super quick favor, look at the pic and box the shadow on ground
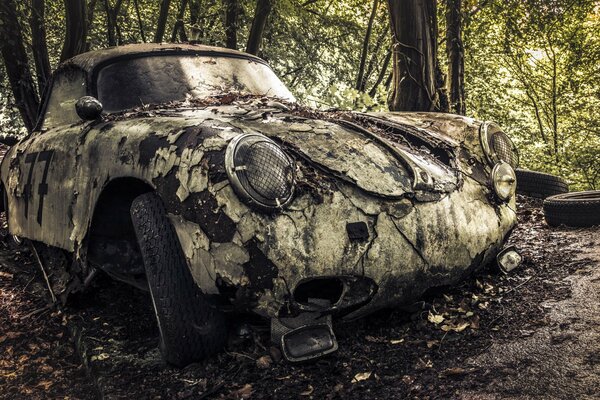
[0,196,598,399]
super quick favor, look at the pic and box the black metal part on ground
[271,300,338,363]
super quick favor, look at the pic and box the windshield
[96,54,295,112]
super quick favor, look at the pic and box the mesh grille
[241,141,293,201]
[491,132,518,168]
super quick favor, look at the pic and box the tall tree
[0,0,40,132]
[133,0,147,42]
[171,0,189,42]
[387,0,439,111]
[30,0,52,94]
[446,0,465,114]
[224,0,239,49]
[355,0,379,91]
[61,0,88,62]
[154,0,172,42]
[104,0,125,46]
[246,0,273,55]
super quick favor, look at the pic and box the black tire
[515,169,569,199]
[130,192,226,366]
[543,190,600,227]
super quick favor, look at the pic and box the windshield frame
[89,50,287,107]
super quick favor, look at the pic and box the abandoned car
[0,44,520,365]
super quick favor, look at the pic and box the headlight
[480,122,519,168]
[225,133,295,211]
[491,162,516,201]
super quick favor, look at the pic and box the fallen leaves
[300,385,314,396]
[0,271,13,279]
[427,312,445,325]
[441,322,470,333]
[351,372,372,383]
[227,384,253,399]
[255,355,272,369]
[90,353,109,361]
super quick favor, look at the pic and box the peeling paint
[0,94,517,321]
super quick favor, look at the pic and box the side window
[42,69,87,129]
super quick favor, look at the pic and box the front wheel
[130,192,226,366]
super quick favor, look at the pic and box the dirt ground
[0,196,598,400]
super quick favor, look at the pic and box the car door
[3,67,88,252]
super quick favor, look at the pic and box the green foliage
[0,0,598,189]
[464,0,600,190]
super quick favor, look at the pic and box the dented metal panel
[0,47,518,327]
[0,98,517,319]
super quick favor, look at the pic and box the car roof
[56,43,267,74]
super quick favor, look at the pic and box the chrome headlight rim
[490,161,517,202]
[479,122,519,169]
[225,133,296,211]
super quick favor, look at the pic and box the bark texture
[104,0,125,46]
[387,0,438,111]
[30,0,52,94]
[0,0,40,132]
[246,0,273,55]
[446,0,465,114]
[171,0,189,42]
[133,0,147,42]
[154,0,172,42]
[224,0,239,49]
[356,0,379,91]
[61,0,88,62]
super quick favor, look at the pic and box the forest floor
[0,196,599,400]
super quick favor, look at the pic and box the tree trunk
[61,0,88,62]
[387,0,438,111]
[369,47,392,97]
[446,0,465,114]
[0,0,40,132]
[104,0,125,46]
[364,20,389,90]
[30,0,51,95]
[154,0,172,42]
[224,0,239,49]
[189,0,201,40]
[246,0,273,55]
[171,0,189,42]
[133,0,147,42]
[356,0,379,91]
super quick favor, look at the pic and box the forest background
[1,0,598,190]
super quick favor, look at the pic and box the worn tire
[543,191,600,227]
[516,169,568,199]
[130,192,226,366]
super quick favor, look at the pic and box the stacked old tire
[543,191,600,227]
[515,169,569,199]
[516,169,600,228]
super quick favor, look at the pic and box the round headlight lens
[480,122,519,168]
[491,162,516,201]
[225,134,295,210]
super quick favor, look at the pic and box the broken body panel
[0,44,517,345]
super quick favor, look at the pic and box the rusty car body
[0,44,519,364]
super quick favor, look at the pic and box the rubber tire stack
[130,192,227,367]
[516,169,569,199]
[543,191,600,227]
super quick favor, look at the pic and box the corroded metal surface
[0,96,517,319]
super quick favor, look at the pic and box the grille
[491,132,519,168]
[242,142,293,201]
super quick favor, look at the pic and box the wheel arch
[85,177,155,277]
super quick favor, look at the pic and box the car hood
[222,111,460,199]
[103,103,463,199]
